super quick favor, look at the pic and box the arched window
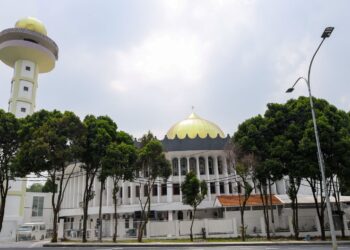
[172,158,179,176]
[180,158,187,175]
[208,157,214,175]
[218,157,223,175]
[189,157,196,174]
[199,157,205,175]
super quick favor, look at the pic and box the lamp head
[321,27,334,38]
[286,87,294,93]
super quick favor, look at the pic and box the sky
[0,0,349,139]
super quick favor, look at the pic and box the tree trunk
[82,174,89,243]
[259,185,270,240]
[240,206,245,241]
[309,179,326,240]
[98,180,104,242]
[52,209,58,242]
[113,196,118,242]
[0,178,9,233]
[268,179,275,236]
[0,195,7,233]
[190,207,197,242]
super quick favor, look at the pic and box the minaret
[0,17,58,117]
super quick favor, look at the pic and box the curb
[43,240,350,247]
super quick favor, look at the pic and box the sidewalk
[44,240,350,247]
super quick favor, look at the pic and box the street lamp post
[286,27,337,250]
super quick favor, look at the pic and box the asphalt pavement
[1,246,350,250]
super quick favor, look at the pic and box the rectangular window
[144,184,149,197]
[23,86,29,91]
[173,184,180,195]
[199,158,205,175]
[229,182,233,194]
[125,218,129,229]
[218,159,223,175]
[135,186,140,198]
[161,184,167,196]
[32,196,44,217]
[210,182,216,194]
[25,66,31,71]
[152,185,158,196]
[21,107,26,113]
[172,160,179,176]
[119,187,123,198]
[128,186,131,198]
[219,182,225,194]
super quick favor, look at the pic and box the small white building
[23,192,53,231]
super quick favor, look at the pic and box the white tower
[0,17,58,117]
[0,17,58,241]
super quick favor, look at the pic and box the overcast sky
[0,0,349,139]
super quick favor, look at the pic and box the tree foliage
[234,96,350,240]
[14,110,85,242]
[100,136,138,242]
[181,171,207,241]
[136,132,171,242]
[0,110,20,233]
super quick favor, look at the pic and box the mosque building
[58,112,337,239]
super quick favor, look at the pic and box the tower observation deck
[0,17,58,117]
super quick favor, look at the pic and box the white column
[106,177,110,206]
[69,175,72,208]
[122,182,127,205]
[178,158,182,202]
[223,156,229,194]
[157,181,161,203]
[167,176,173,203]
[186,157,190,174]
[93,176,97,207]
[205,156,211,201]
[130,182,134,204]
[196,156,200,179]
[214,155,220,195]
[77,172,80,208]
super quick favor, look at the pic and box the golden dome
[166,112,225,139]
[15,17,47,35]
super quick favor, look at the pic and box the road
[1,241,350,250]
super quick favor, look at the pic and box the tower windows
[23,86,29,91]
[25,66,31,71]
[20,107,26,113]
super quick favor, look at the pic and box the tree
[0,110,20,233]
[80,115,118,242]
[14,110,85,242]
[136,132,171,242]
[234,96,350,240]
[226,142,254,241]
[101,141,138,242]
[181,171,207,241]
[42,179,57,193]
[27,183,44,192]
[233,115,284,239]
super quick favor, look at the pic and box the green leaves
[181,171,207,208]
